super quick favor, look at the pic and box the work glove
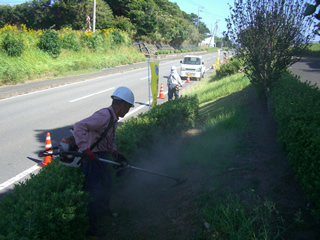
[112,151,129,168]
[83,149,96,161]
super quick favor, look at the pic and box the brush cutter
[97,157,188,186]
[38,150,188,186]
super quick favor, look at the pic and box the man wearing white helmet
[73,86,134,237]
[167,66,183,100]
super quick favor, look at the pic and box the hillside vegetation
[0,0,234,46]
[0,24,146,85]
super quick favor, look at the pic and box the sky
[169,0,233,37]
[171,0,320,42]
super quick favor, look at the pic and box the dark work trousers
[168,85,179,100]
[82,151,112,234]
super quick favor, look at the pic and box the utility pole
[208,23,214,47]
[215,22,218,41]
[197,6,203,29]
[93,0,96,32]
[208,21,218,47]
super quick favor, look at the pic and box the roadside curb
[0,61,148,99]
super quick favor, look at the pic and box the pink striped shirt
[73,106,118,153]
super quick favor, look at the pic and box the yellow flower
[84,31,93,38]
[21,24,27,32]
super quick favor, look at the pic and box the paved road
[0,52,211,99]
[289,56,320,86]
[0,51,220,198]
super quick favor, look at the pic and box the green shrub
[62,32,80,51]
[112,30,124,46]
[82,32,104,50]
[117,96,199,157]
[38,29,61,57]
[154,50,170,55]
[2,67,22,84]
[0,159,89,239]
[271,72,320,219]
[216,56,243,78]
[2,33,24,57]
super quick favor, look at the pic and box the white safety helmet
[111,86,135,107]
[171,66,177,72]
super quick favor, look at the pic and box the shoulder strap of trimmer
[168,74,176,84]
[89,108,114,151]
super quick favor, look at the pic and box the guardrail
[132,41,199,54]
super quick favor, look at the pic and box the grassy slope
[98,70,320,240]
[96,72,318,240]
[304,43,320,56]
[0,46,146,85]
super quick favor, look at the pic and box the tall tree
[226,0,315,106]
[50,0,95,29]
[0,5,17,27]
[14,0,52,29]
[154,0,184,18]
[304,1,320,36]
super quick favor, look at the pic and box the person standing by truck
[167,66,183,100]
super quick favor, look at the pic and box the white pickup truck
[180,55,205,81]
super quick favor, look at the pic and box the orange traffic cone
[38,132,53,167]
[186,72,190,83]
[158,83,165,99]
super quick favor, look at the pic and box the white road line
[140,77,148,80]
[69,88,115,103]
[0,72,121,102]
[0,165,39,191]
[0,60,184,191]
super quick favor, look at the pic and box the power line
[178,0,227,20]
[201,10,226,20]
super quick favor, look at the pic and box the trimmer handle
[60,151,85,158]
[38,150,85,158]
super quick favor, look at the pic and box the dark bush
[112,30,124,46]
[117,96,199,157]
[0,159,89,239]
[2,33,24,57]
[38,29,61,57]
[271,72,320,219]
[216,55,244,78]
